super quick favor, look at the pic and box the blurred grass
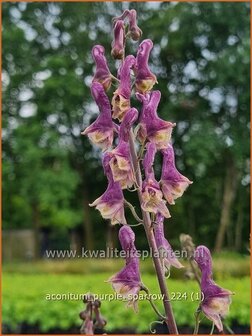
[3,253,250,279]
[2,272,250,333]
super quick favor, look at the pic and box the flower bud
[111,20,125,60]
[135,39,157,93]
[128,9,142,41]
[92,45,112,91]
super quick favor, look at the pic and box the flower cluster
[79,293,106,335]
[82,10,191,225]
[82,7,192,311]
[82,8,232,333]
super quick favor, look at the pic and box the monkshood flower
[89,154,126,225]
[142,174,171,217]
[92,45,112,91]
[154,213,183,275]
[135,39,157,94]
[108,108,138,189]
[81,82,115,151]
[128,9,142,41]
[107,225,143,311]
[112,55,135,121]
[111,20,125,60]
[194,245,233,332]
[118,223,136,251]
[142,143,170,218]
[160,144,192,205]
[112,9,142,41]
[136,90,175,149]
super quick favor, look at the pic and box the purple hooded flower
[141,143,170,218]
[112,55,135,121]
[160,144,192,205]
[81,82,115,151]
[194,245,233,332]
[111,20,125,60]
[118,224,136,251]
[89,154,126,225]
[80,294,106,333]
[136,91,176,149]
[107,225,143,311]
[128,9,142,41]
[92,45,112,91]
[135,39,157,94]
[108,108,138,189]
[154,213,183,275]
[112,9,142,41]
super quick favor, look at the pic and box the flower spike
[135,39,157,94]
[81,82,115,151]
[92,45,112,91]
[194,245,233,332]
[136,90,176,149]
[160,144,192,205]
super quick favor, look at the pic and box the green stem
[124,199,143,223]
[193,309,201,335]
[142,286,166,320]
[210,322,215,334]
[137,141,146,160]
[224,323,234,334]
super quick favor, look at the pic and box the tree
[2,2,250,254]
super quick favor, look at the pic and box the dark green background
[2,1,250,254]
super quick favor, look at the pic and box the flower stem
[193,310,201,335]
[210,322,215,334]
[124,199,143,223]
[189,258,201,285]
[142,286,166,320]
[129,129,178,334]
[224,323,234,334]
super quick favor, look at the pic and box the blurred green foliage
[2,272,250,333]
[2,3,250,334]
[2,2,250,251]
[3,254,250,279]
